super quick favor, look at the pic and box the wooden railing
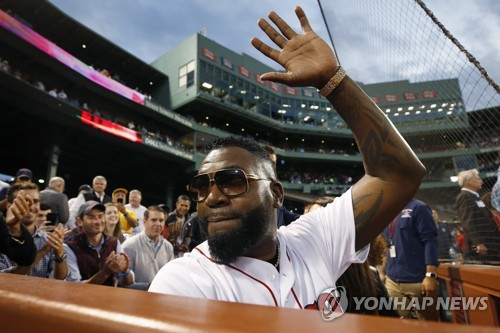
[438,263,500,326]
[1,274,499,332]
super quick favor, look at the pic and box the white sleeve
[121,240,135,271]
[282,188,369,282]
[67,194,85,229]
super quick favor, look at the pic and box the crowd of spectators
[0,55,192,154]
[2,53,499,192]
[0,171,190,290]
[3,54,498,166]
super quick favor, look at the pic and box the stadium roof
[0,0,167,91]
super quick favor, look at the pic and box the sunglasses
[187,168,273,202]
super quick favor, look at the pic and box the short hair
[129,189,142,197]
[93,175,107,184]
[144,205,166,221]
[177,194,191,203]
[7,182,39,204]
[208,136,276,177]
[48,176,64,187]
[263,145,276,155]
[457,169,479,187]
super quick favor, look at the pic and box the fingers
[251,37,281,62]
[268,11,297,40]
[257,18,288,49]
[295,6,313,32]
[12,191,31,219]
[119,251,130,260]
[40,226,56,233]
[106,251,116,261]
[46,227,65,250]
[46,233,63,250]
[260,71,292,85]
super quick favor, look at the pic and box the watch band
[318,66,347,97]
[425,272,438,279]
[54,252,67,263]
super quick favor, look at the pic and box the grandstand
[0,0,498,221]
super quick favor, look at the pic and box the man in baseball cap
[77,201,105,220]
[64,200,133,286]
[15,168,33,181]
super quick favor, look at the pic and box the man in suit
[83,176,112,204]
[456,169,500,262]
[40,176,69,225]
[67,176,112,229]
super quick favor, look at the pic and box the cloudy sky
[49,0,499,88]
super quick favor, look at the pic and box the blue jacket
[277,206,301,228]
[384,198,438,283]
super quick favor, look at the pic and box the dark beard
[202,205,269,264]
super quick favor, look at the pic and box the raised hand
[5,190,34,227]
[45,224,66,257]
[251,6,338,89]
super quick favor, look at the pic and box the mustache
[202,210,239,222]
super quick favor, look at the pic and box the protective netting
[318,0,500,263]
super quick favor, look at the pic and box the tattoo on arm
[353,190,383,230]
[362,112,401,171]
[338,90,403,173]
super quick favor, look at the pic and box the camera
[117,198,124,204]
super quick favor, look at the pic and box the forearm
[53,245,68,280]
[53,260,68,280]
[10,265,31,275]
[125,215,138,228]
[84,268,113,285]
[326,76,425,183]
[11,247,50,275]
[326,76,425,248]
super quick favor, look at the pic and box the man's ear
[76,217,83,227]
[271,181,284,208]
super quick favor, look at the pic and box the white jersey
[149,188,368,308]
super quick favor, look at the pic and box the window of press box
[179,60,195,88]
